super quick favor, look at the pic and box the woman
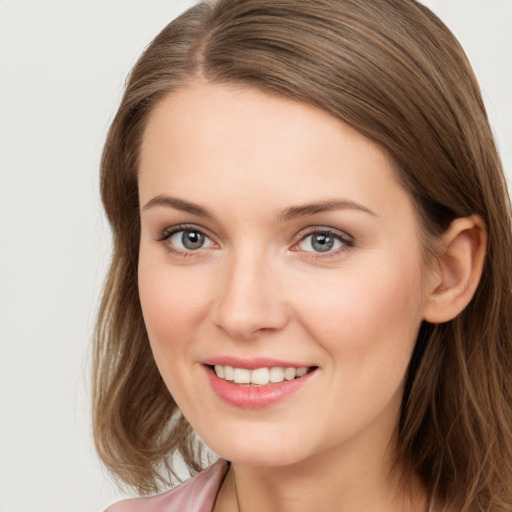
[93,0,512,510]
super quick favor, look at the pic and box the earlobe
[422,215,487,324]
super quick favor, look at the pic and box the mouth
[207,364,318,386]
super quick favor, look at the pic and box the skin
[137,81,438,511]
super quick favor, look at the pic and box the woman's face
[138,81,433,468]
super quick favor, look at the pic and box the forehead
[138,80,412,223]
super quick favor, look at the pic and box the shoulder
[105,459,229,512]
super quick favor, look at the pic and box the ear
[422,215,487,323]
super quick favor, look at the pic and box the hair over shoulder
[93,1,512,509]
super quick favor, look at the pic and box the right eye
[159,226,215,254]
[297,231,345,253]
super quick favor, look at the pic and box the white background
[0,1,510,511]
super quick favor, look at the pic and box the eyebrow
[142,195,212,217]
[277,199,377,221]
[142,195,377,220]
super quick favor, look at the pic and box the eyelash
[156,224,354,258]
[293,227,354,258]
[156,224,215,257]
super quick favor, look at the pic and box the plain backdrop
[0,1,510,511]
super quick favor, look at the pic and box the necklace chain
[233,468,241,512]
[231,466,432,512]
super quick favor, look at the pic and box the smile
[212,365,310,385]
[204,362,318,409]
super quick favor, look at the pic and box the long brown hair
[93,0,512,509]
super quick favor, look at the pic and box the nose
[212,250,290,340]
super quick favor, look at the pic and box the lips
[202,358,318,408]
[212,364,310,385]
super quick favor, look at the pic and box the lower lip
[204,366,316,409]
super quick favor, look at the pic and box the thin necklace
[232,468,241,512]
[232,466,433,512]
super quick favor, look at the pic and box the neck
[236,455,424,512]
[213,391,428,512]
[215,434,428,512]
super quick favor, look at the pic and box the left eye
[168,229,214,251]
[297,232,346,253]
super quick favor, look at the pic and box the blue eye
[167,229,214,251]
[297,231,350,253]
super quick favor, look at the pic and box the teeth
[233,368,251,384]
[296,367,308,377]
[224,365,234,381]
[251,367,270,385]
[269,367,284,383]
[284,367,296,380]
[213,365,310,385]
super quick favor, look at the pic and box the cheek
[137,258,211,360]
[137,258,218,415]
[293,259,425,367]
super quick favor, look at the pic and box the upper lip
[202,356,315,370]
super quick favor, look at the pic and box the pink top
[105,459,229,512]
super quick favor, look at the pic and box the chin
[201,428,314,468]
